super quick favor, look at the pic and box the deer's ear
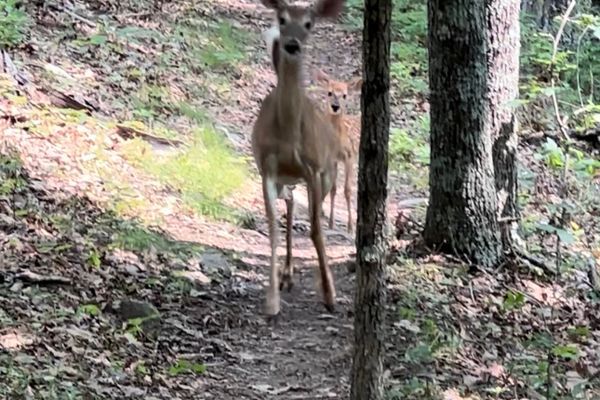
[348,76,362,92]
[261,0,286,10]
[312,0,344,19]
[313,69,331,84]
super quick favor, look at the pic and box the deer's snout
[283,38,301,55]
[331,103,340,113]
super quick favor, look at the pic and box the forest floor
[1,0,599,399]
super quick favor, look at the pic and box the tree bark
[487,0,521,249]
[350,0,391,399]
[424,0,503,268]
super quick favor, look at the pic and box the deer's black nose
[284,40,301,55]
[331,104,340,112]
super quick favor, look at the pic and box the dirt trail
[1,1,367,398]
[173,3,363,397]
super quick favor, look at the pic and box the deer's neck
[275,58,305,129]
[329,112,345,133]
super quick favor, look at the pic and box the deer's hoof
[279,274,294,292]
[323,302,336,313]
[265,312,281,325]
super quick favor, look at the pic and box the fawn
[313,69,361,233]
[252,0,345,317]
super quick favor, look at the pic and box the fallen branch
[14,271,71,286]
[1,50,29,87]
[115,124,186,147]
[48,3,97,28]
[513,247,557,276]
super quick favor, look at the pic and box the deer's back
[252,92,340,179]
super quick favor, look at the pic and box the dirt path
[1,1,369,398]
[167,4,363,396]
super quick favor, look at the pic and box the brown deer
[313,69,361,234]
[252,0,345,317]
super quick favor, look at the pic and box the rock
[111,300,161,338]
[199,249,232,278]
[172,270,211,285]
[112,299,159,321]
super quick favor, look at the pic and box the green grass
[120,121,248,221]
[388,116,430,189]
[0,0,29,48]
[172,20,248,70]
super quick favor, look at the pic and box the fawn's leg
[281,188,295,291]
[344,159,354,233]
[328,165,338,229]
[308,172,336,312]
[262,174,280,317]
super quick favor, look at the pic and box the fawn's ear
[348,76,362,92]
[313,69,331,84]
[312,0,344,19]
[260,0,287,10]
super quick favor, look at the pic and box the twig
[575,25,591,107]
[48,3,97,28]
[550,0,576,142]
[14,271,71,286]
[115,124,186,147]
[513,247,557,276]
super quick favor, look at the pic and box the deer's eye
[328,91,332,97]
[343,94,347,99]
[304,21,312,30]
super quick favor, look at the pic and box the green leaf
[89,34,108,46]
[556,228,576,245]
[168,359,206,376]
[552,344,579,360]
[78,304,101,317]
[503,290,526,311]
[535,223,557,234]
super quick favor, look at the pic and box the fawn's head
[313,69,362,115]
[260,0,344,62]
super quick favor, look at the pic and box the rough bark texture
[487,0,521,249]
[424,0,503,268]
[349,0,391,399]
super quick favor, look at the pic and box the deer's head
[313,69,362,115]
[260,0,344,62]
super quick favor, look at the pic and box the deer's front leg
[262,175,281,317]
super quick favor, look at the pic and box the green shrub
[0,0,29,48]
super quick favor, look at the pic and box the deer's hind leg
[280,185,295,291]
[343,158,354,233]
[328,163,338,230]
[308,171,336,312]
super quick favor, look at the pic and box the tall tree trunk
[487,1,521,249]
[424,0,503,268]
[350,0,391,399]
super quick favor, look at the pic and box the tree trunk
[424,0,503,268]
[350,0,391,399]
[487,1,521,249]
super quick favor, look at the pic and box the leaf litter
[1,0,599,398]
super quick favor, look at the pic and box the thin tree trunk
[487,0,521,249]
[424,0,503,268]
[350,0,391,399]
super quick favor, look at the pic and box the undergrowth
[0,0,28,48]
[120,122,247,222]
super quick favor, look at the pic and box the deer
[313,69,361,234]
[252,0,345,318]
[263,26,361,234]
